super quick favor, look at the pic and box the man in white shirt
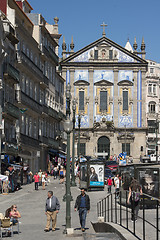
[114,174,120,198]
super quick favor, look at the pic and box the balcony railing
[4,102,20,119]
[20,134,40,148]
[41,44,59,65]
[48,107,59,120]
[48,138,59,148]
[17,50,43,80]
[3,63,20,83]
[21,92,42,114]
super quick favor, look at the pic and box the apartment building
[0,0,65,173]
[146,60,160,156]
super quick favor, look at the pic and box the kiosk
[79,158,105,191]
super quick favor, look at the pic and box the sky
[29,0,160,62]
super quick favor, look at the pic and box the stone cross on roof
[101,22,108,37]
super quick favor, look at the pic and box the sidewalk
[0,177,108,240]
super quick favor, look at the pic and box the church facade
[60,33,148,161]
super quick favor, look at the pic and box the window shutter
[79,91,84,111]
[94,50,98,60]
[100,91,107,111]
[123,91,128,111]
[109,50,113,60]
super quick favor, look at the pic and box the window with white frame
[21,115,25,134]
[26,78,29,95]
[21,74,25,92]
[25,116,29,135]
[148,83,157,95]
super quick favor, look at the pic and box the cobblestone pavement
[0,177,108,240]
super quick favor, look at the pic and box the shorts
[60,175,64,179]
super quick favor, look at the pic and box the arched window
[97,136,110,157]
[148,101,156,113]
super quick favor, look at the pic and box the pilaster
[113,67,119,127]
[89,67,94,128]
[133,68,138,127]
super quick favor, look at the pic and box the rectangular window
[100,91,107,111]
[123,90,128,111]
[94,50,98,60]
[148,84,152,94]
[122,143,130,156]
[150,68,154,73]
[153,84,156,95]
[79,91,84,111]
[109,50,113,60]
[79,143,86,156]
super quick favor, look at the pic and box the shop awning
[49,149,58,154]
[10,164,22,170]
[0,175,8,181]
[59,154,66,159]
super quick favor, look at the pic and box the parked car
[105,161,118,173]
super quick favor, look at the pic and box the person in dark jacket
[74,188,90,232]
[44,191,60,232]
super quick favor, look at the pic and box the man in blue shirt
[74,188,90,232]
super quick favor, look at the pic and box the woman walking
[127,178,142,221]
[42,172,46,190]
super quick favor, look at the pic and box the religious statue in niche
[93,117,114,130]
[102,49,106,59]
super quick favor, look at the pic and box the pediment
[117,80,133,86]
[60,36,147,65]
[74,80,90,86]
[94,79,113,86]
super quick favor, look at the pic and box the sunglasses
[14,206,17,208]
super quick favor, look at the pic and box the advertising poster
[89,164,104,186]
[138,169,159,198]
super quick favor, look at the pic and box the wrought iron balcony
[20,134,40,148]
[17,50,43,80]
[20,92,42,114]
[4,102,20,119]
[48,138,59,148]
[40,44,59,65]
[3,63,20,83]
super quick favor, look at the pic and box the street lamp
[71,98,76,187]
[63,83,73,233]
[77,114,81,161]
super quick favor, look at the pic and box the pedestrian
[59,166,65,184]
[74,188,90,232]
[114,174,120,198]
[9,205,21,225]
[44,191,60,232]
[42,172,46,190]
[38,169,42,186]
[33,172,40,190]
[127,178,142,221]
[107,176,112,193]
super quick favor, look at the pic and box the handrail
[97,190,159,240]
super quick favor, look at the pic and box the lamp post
[71,98,76,186]
[63,83,73,233]
[77,114,81,162]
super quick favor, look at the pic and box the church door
[97,136,110,159]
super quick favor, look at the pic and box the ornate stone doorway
[97,136,110,159]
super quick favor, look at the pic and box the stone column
[113,67,119,127]
[133,68,138,127]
